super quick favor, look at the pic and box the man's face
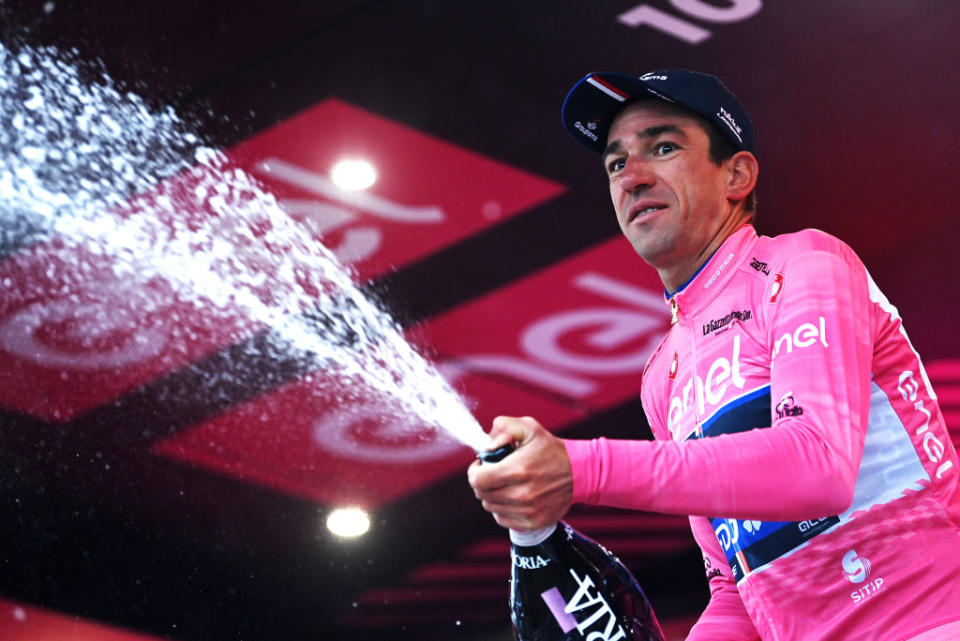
[603,100,733,270]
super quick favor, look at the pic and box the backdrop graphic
[1,2,958,640]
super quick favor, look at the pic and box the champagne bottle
[509,522,666,641]
[478,445,665,641]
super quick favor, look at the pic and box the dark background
[1,2,959,640]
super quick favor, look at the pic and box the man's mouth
[629,204,667,223]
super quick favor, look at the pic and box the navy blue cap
[561,69,756,155]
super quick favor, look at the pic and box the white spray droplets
[0,41,491,454]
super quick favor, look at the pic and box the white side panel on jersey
[841,380,929,520]
[744,381,930,582]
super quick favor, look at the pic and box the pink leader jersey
[564,225,960,640]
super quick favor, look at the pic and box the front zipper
[671,297,704,439]
[683,305,705,438]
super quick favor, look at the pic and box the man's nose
[619,158,655,193]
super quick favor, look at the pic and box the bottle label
[540,587,578,633]
[535,568,628,641]
[513,553,552,569]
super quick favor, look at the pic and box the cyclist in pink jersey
[468,70,960,640]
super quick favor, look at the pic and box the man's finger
[468,455,520,494]
[489,415,541,446]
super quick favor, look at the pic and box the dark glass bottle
[477,445,664,641]
[508,522,666,641]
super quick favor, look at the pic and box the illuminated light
[326,507,371,538]
[330,159,377,191]
[481,200,503,220]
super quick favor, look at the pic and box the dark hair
[697,114,758,214]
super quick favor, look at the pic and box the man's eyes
[654,141,679,155]
[606,142,681,173]
[607,158,626,174]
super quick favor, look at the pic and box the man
[468,70,960,640]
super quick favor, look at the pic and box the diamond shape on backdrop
[0,98,564,422]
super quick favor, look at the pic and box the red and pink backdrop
[1,2,958,640]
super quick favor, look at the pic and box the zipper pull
[670,298,679,325]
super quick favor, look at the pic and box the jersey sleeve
[564,247,873,520]
[684,516,761,641]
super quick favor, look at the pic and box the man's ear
[727,151,758,202]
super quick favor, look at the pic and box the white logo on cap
[574,121,598,142]
[640,73,668,81]
[645,88,675,103]
[717,106,744,143]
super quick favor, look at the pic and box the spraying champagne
[479,445,666,641]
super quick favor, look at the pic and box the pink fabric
[563,226,960,640]
[905,620,960,640]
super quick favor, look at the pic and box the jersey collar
[665,224,757,322]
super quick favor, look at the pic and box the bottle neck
[509,523,558,547]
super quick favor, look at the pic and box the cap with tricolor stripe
[561,69,756,156]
